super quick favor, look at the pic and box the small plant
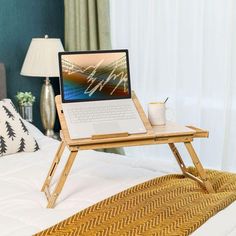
[16,92,35,106]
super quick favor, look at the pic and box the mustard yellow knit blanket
[35,168,236,236]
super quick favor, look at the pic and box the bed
[1,64,236,236]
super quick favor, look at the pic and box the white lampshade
[21,36,64,77]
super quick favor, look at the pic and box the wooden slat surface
[56,92,208,148]
[56,91,155,147]
[153,121,196,137]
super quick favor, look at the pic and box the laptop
[58,49,146,139]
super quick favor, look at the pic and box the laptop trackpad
[93,122,121,135]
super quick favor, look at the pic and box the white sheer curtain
[110,0,236,171]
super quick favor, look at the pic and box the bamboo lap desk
[41,93,215,208]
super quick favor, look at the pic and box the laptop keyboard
[69,103,137,123]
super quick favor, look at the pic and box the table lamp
[21,35,64,137]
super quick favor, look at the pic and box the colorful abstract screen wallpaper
[60,51,131,102]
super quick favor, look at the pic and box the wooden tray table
[41,92,214,208]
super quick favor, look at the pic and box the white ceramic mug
[148,102,166,126]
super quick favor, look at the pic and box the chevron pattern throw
[35,168,236,236]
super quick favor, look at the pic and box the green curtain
[64,0,125,155]
[64,0,111,51]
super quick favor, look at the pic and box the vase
[19,104,33,123]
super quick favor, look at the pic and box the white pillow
[23,119,45,140]
[0,99,39,157]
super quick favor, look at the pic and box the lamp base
[40,77,56,137]
[45,129,55,138]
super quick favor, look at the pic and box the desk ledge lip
[186,125,209,138]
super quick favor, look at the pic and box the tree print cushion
[0,99,39,157]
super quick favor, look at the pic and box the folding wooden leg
[41,141,66,192]
[47,150,78,208]
[168,143,188,174]
[184,142,214,193]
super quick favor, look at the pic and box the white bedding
[0,123,236,236]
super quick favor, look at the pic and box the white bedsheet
[0,131,236,235]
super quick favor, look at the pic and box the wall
[0,0,64,132]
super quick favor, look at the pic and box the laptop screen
[59,50,131,103]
